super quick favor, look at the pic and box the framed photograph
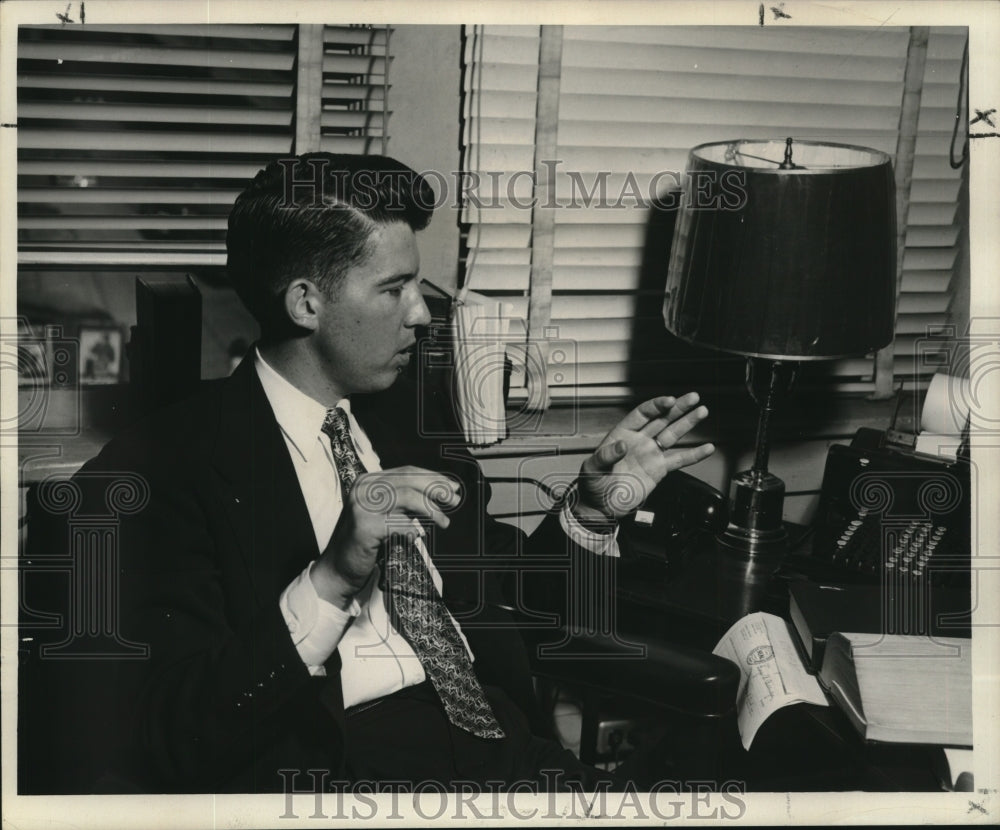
[78,324,123,385]
[15,318,48,388]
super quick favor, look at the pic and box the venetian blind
[894,27,967,382]
[17,23,390,269]
[460,26,540,400]
[460,25,968,403]
[319,25,389,153]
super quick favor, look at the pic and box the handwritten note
[712,611,828,750]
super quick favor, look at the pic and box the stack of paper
[451,300,512,446]
[915,372,970,460]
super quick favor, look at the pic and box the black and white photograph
[13,319,47,387]
[2,1,998,827]
[78,325,123,384]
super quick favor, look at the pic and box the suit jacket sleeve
[114,457,321,789]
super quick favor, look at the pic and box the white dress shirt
[259,350,619,709]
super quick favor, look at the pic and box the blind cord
[457,24,485,308]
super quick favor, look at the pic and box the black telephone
[793,427,971,592]
[619,469,728,579]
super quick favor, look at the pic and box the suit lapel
[210,358,320,602]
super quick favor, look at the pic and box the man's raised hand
[572,393,715,525]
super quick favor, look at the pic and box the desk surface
[615,525,955,792]
[618,523,812,644]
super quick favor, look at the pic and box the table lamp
[664,138,896,558]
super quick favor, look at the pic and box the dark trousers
[343,681,615,792]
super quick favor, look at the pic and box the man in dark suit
[22,153,714,794]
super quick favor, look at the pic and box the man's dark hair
[226,153,435,335]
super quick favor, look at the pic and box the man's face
[314,221,430,396]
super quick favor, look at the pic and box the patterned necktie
[321,407,505,740]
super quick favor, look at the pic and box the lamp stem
[723,358,798,557]
[750,359,783,476]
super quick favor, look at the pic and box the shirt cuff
[279,561,361,675]
[559,500,620,558]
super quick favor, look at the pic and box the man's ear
[282,278,324,330]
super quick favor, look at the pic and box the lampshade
[664,139,896,359]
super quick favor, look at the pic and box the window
[18,23,390,268]
[460,25,969,405]
[17,23,390,377]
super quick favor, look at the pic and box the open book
[819,631,972,747]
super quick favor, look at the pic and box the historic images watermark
[2,317,82,436]
[24,471,152,660]
[275,156,749,214]
[277,770,748,822]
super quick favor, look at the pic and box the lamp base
[721,469,788,558]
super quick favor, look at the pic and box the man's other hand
[311,467,461,608]
[572,393,715,526]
